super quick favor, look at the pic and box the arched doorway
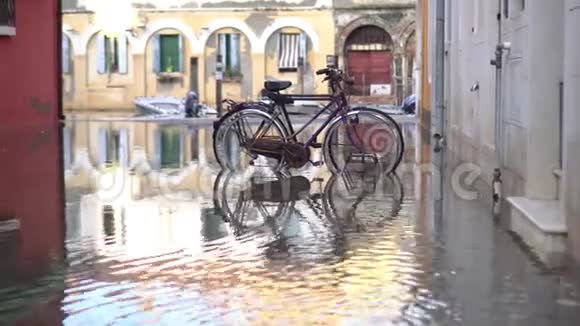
[204,27,253,104]
[344,25,393,97]
[404,30,416,97]
[144,28,190,96]
[264,27,314,94]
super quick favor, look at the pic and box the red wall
[0,0,64,271]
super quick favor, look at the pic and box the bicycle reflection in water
[212,167,404,262]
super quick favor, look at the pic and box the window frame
[159,34,182,73]
[104,36,120,74]
[278,32,304,72]
[0,0,16,36]
[218,33,242,79]
[62,35,72,75]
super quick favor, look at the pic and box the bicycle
[212,167,404,245]
[213,67,405,175]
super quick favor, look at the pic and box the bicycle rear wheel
[322,108,404,175]
[214,109,288,171]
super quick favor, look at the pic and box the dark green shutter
[160,129,181,168]
[160,35,180,73]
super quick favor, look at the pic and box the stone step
[507,197,567,267]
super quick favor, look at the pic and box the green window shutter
[225,34,232,71]
[104,36,112,72]
[160,35,180,73]
[160,129,181,168]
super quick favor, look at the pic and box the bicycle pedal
[311,142,322,149]
[312,161,324,167]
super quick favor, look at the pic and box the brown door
[347,51,393,96]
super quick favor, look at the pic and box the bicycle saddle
[264,80,292,92]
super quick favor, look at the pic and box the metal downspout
[432,0,446,199]
[494,0,504,166]
[491,0,507,215]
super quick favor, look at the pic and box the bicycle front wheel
[322,108,404,175]
[214,109,288,171]
[212,103,289,167]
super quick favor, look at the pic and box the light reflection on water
[2,118,580,325]
[60,161,437,325]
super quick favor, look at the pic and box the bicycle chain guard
[251,139,311,169]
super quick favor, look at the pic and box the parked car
[401,94,416,115]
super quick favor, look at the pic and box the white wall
[563,0,580,262]
[444,0,565,199]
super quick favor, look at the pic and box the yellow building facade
[62,1,415,110]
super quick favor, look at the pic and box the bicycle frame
[253,91,351,149]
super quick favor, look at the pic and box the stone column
[72,55,88,109]
[184,134,192,166]
[563,0,580,263]
[132,54,146,100]
[252,52,266,99]
[194,51,206,103]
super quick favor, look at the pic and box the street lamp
[216,54,224,117]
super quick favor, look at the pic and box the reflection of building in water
[60,160,432,324]
[63,121,219,186]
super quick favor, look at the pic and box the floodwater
[1,114,580,325]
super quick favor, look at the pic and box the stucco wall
[63,0,331,11]
[61,1,415,109]
[62,8,343,108]
[563,0,580,263]
[0,0,64,273]
[444,0,565,199]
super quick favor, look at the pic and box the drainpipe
[432,0,445,154]
[490,0,511,215]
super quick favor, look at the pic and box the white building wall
[442,0,580,263]
[445,0,564,196]
[563,0,580,262]
[446,0,500,183]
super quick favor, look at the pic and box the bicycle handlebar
[316,68,330,75]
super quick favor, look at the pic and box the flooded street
[1,115,580,325]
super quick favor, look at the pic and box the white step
[507,197,567,267]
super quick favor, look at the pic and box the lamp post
[216,54,224,117]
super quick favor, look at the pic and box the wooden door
[347,51,393,96]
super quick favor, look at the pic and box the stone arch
[62,24,78,54]
[201,22,256,104]
[340,20,396,98]
[80,26,136,56]
[404,30,416,56]
[135,20,198,54]
[337,16,394,62]
[258,18,320,53]
[395,19,416,54]
[197,19,258,54]
[262,24,317,94]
